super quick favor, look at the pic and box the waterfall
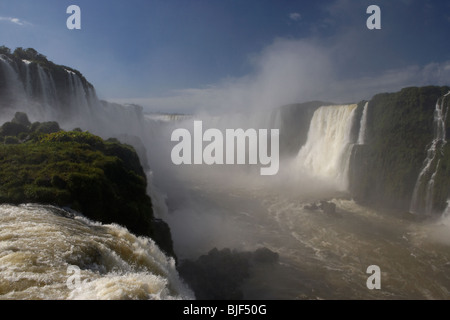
[37,64,53,106]
[409,92,450,215]
[22,60,33,96]
[0,55,27,98]
[0,56,102,127]
[444,200,450,218]
[66,70,93,116]
[297,104,357,191]
[357,102,369,145]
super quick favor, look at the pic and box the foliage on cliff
[349,86,450,213]
[0,112,175,257]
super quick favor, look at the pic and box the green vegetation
[0,112,175,257]
[12,47,49,65]
[0,45,12,56]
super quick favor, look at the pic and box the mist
[120,35,450,116]
[137,33,450,286]
[2,30,450,298]
[137,38,352,261]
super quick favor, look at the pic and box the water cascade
[357,102,369,145]
[297,104,357,191]
[410,92,450,215]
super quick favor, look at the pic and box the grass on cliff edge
[0,116,157,240]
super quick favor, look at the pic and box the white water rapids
[0,204,194,300]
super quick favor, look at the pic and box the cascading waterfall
[22,60,33,96]
[37,64,51,106]
[0,56,96,123]
[409,92,450,215]
[0,55,27,101]
[66,70,93,116]
[36,64,60,117]
[443,200,450,218]
[296,104,357,191]
[357,102,369,145]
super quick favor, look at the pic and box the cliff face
[276,86,450,215]
[349,86,450,213]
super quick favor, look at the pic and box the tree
[0,46,11,55]
[13,47,48,63]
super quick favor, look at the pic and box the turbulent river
[147,105,449,300]
[160,165,450,300]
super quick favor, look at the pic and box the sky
[0,0,449,113]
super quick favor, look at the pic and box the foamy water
[0,204,194,300]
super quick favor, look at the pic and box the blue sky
[0,0,450,113]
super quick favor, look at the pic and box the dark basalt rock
[304,201,337,215]
[319,201,336,215]
[178,247,279,300]
[252,247,279,263]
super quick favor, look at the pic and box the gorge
[1,47,450,299]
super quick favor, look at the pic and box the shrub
[0,122,29,137]
[4,136,19,145]
[34,121,60,134]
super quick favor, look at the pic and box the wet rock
[304,203,320,211]
[319,201,336,215]
[252,247,279,264]
[178,247,279,300]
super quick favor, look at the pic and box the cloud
[0,17,31,26]
[114,0,450,115]
[289,12,301,21]
[123,36,450,115]
[117,38,334,114]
